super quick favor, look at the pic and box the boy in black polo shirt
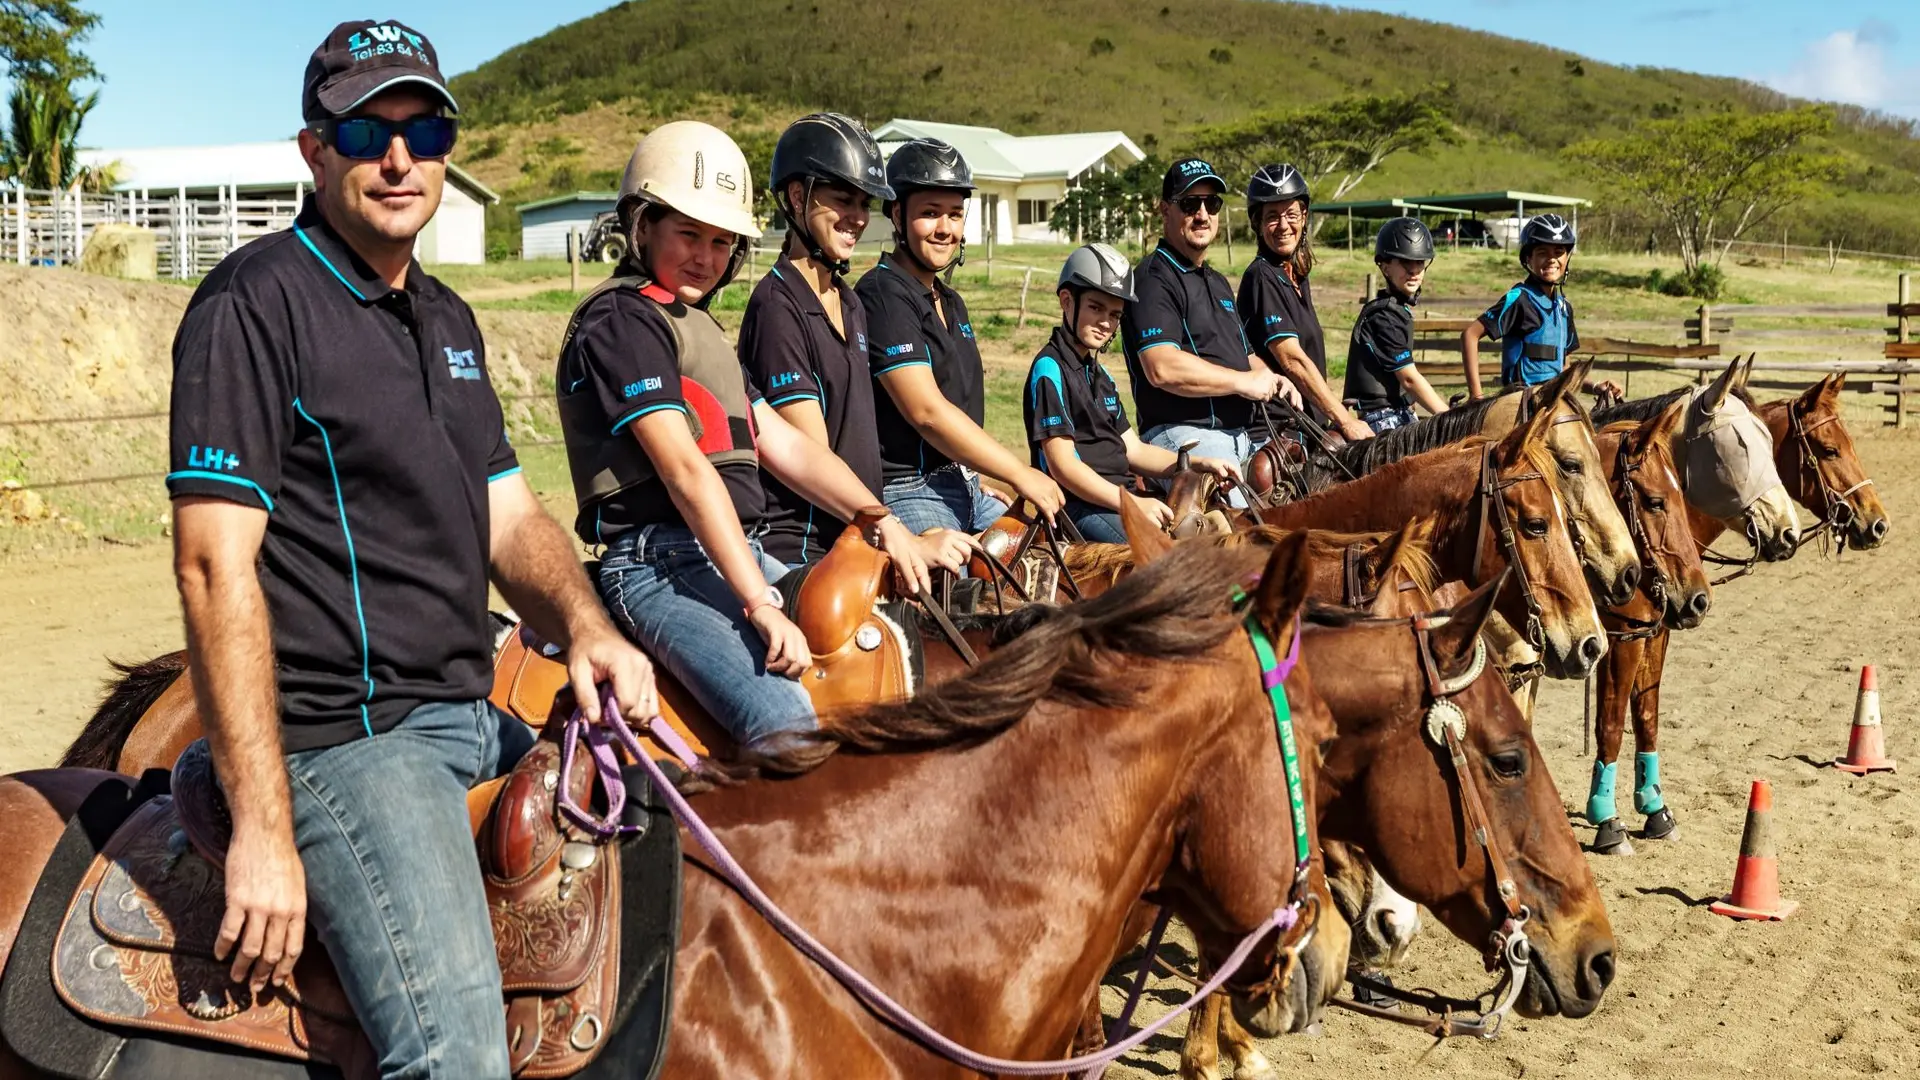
[1343,217,1450,432]
[1026,244,1236,541]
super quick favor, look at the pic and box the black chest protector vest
[556,273,759,517]
[1343,293,1412,412]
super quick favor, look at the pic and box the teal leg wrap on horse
[1634,752,1665,814]
[1586,759,1618,824]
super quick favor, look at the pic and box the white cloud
[1766,23,1918,117]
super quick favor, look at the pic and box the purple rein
[558,690,1301,1076]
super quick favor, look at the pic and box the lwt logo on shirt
[444,347,482,381]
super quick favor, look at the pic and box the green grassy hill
[447,0,1920,255]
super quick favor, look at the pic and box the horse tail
[60,651,189,770]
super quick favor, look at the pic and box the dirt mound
[0,263,567,559]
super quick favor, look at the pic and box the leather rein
[1469,443,1550,649]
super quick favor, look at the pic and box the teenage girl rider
[857,138,1067,534]
[556,121,930,744]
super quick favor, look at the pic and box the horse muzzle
[1517,935,1615,1020]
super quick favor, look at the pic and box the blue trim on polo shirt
[293,224,368,302]
[1156,247,1194,273]
[1262,330,1301,345]
[292,397,375,738]
[165,470,277,512]
[1136,340,1178,352]
[874,358,933,375]
[767,391,822,407]
[611,401,686,434]
[487,466,523,483]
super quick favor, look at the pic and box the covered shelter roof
[1316,190,1590,217]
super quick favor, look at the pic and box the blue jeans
[287,699,537,1080]
[1066,499,1127,543]
[598,524,816,745]
[883,468,1009,534]
[1359,405,1416,433]
[1143,423,1258,507]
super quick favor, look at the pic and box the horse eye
[1646,496,1666,511]
[1522,518,1549,538]
[1489,750,1526,778]
[1818,446,1840,460]
[1558,458,1582,475]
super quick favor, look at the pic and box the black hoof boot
[1591,817,1635,855]
[1640,807,1678,841]
[1348,970,1398,1010]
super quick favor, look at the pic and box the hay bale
[78,224,158,281]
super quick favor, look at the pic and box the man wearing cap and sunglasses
[1121,157,1300,494]
[165,20,655,1077]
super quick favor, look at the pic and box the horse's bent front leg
[1178,991,1224,1080]
[1216,1005,1279,1080]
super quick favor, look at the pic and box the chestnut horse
[2,531,1379,1078]
[1259,388,1607,679]
[1577,371,1888,851]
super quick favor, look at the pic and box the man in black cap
[1121,156,1299,492]
[166,20,654,1076]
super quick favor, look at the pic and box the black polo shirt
[738,254,884,565]
[1024,326,1132,486]
[855,252,985,481]
[558,287,768,543]
[1238,253,1329,424]
[1343,289,1419,413]
[1121,240,1255,433]
[166,199,516,753]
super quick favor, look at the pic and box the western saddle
[44,515,913,1077]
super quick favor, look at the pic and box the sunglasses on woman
[310,114,459,161]
[1176,194,1224,217]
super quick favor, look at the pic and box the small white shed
[515,192,619,260]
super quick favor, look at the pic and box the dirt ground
[0,432,1914,1078]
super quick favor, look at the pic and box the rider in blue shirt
[1462,214,1620,400]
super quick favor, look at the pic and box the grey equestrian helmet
[1374,216,1435,263]
[1519,213,1578,263]
[1058,242,1137,303]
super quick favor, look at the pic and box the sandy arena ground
[1,433,1914,1079]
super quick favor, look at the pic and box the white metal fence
[1,185,301,278]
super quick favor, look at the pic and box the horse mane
[1062,541,1136,582]
[706,541,1270,782]
[61,651,190,770]
[1593,384,1757,427]
[1313,393,1507,481]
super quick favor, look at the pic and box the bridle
[1469,444,1550,649]
[1610,434,1687,621]
[1329,605,1535,1039]
[1787,405,1874,554]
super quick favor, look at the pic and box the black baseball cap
[302,20,458,123]
[1162,157,1226,199]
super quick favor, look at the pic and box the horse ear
[1429,567,1506,677]
[1253,529,1312,653]
[1121,491,1174,565]
[1827,371,1847,395]
[1701,355,1740,413]
[1508,376,1560,457]
[1649,394,1688,442]
[1736,353,1759,392]
[1530,361,1581,413]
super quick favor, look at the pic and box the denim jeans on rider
[1065,498,1128,543]
[1142,423,1257,507]
[286,698,537,1080]
[882,468,1009,535]
[598,524,817,745]
[1359,405,1417,434]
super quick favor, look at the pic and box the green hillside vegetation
[447,0,1920,257]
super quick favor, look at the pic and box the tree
[1565,106,1844,275]
[1049,155,1164,248]
[1186,88,1456,203]
[2,77,96,188]
[0,0,98,83]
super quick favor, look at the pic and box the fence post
[1362,273,1374,304]
[1898,273,1911,429]
[1016,267,1033,328]
[568,229,581,292]
[1223,204,1233,268]
[1695,304,1713,385]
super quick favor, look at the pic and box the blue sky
[66,0,1920,149]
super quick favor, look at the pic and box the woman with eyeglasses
[1120,157,1300,495]
[1236,163,1373,442]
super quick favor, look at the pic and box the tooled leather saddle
[47,729,622,1079]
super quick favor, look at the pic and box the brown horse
[9,532,1329,1078]
[1114,520,1614,1080]
[1259,390,1607,679]
[1579,371,1889,853]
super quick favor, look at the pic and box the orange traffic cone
[1709,779,1797,921]
[1835,665,1896,775]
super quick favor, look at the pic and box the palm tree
[2,79,98,190]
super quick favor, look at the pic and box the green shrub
[1646,264,1725,300]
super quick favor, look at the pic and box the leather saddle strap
[1342,542,1373,609]
[917,595,980,667]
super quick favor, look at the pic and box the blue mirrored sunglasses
[312,115,458,160]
